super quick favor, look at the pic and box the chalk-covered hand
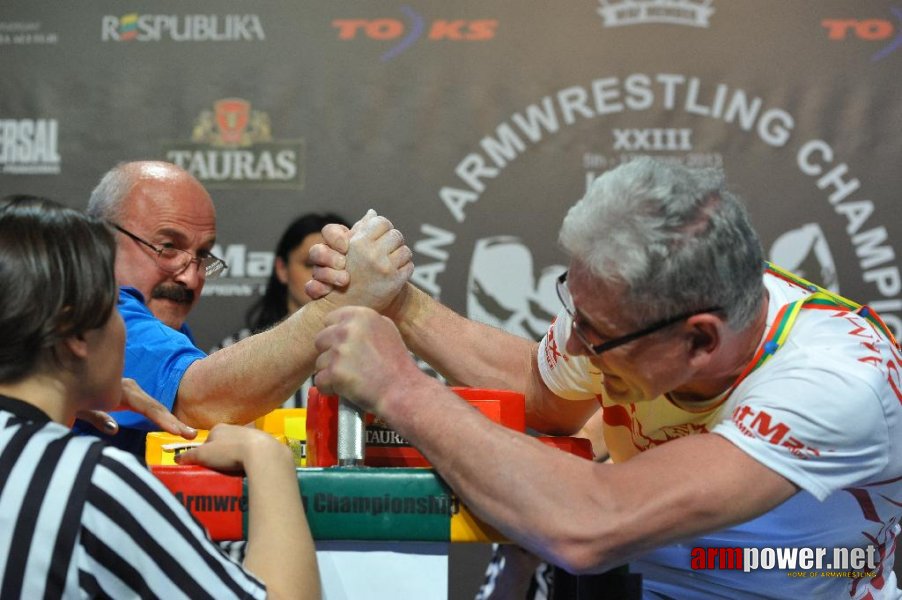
[306,210,413,315]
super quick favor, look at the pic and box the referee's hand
[75,377,198,439]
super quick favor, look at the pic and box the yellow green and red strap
[727,262,900,397]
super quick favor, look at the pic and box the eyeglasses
[112,224,228,280]
[555,271,721,356]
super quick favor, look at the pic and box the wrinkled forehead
[567,260,630,321]
[122,175,216,232]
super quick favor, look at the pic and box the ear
[61,333,89,360]
[274,256,289,284]
[684,314,721,367]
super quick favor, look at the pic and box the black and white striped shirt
[0,395,267,599]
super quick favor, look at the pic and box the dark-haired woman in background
[213,212,349,408]
[0,196,319,599]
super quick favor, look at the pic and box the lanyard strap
[726,263,900,397]
[765,262,899,349]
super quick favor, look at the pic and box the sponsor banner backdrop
[1,1,899,357]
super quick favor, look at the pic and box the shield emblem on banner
[214,98,250,145]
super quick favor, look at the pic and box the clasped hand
[305,209,413,316]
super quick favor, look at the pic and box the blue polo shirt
[74,287,205,457]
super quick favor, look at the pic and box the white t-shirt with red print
[538,270,902,599]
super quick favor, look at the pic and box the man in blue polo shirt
[79,160,412,457]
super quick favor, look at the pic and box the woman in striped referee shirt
[0,196,319,599]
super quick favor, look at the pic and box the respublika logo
[332,5,498,61]
[0,119,60,175]
[101,13,265,42]
[163,98,304,189]
[821,6,902,61]
[597,0,715,28]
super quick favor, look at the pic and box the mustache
[151,284,194,304]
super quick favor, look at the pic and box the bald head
[92,161,218,329]
[88,161,213,222]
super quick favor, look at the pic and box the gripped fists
[306,210,413,316]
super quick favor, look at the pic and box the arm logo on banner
[769,224,839,294]
[161,98,304,189]
[466,236,563,342]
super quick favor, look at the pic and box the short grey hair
[86,162,135,222]
[559,156,764,330]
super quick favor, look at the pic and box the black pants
[550,565,642,600]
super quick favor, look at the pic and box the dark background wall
[2,1,900,596]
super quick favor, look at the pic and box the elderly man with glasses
[307,156,901,599]
[78,161,412,457]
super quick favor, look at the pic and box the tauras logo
[101,13,265,42]
[366,425,409,446]
[164,99,304,189]
[0,118,60,174]
[597,0,715,28]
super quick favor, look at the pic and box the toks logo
[332,6,497,61]
[163,98,304,189]
[821,6,902,61]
